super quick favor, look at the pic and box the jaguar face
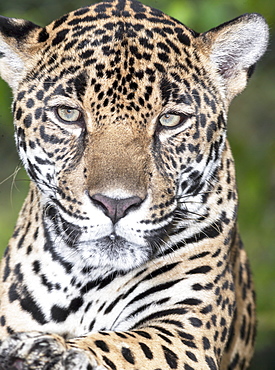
[14,45,225,272]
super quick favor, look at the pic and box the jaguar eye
[56,107,82,123]
[158,113,190,128]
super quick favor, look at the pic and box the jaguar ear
[200,14,269,100]
[0,16,42,91]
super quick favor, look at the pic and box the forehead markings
[38,0,194,50]
[32,0,207,119]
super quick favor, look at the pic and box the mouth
[76,233,156,272]
[98,234,131,252]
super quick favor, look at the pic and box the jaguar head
[0,2,268,272]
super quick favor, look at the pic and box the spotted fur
[0,1,268,369]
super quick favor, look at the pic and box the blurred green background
[0,0,274,367]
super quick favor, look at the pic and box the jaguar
[0,0,268,369]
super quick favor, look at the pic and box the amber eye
[158,113,190,128]
[56,107,82,123]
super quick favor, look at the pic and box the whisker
[0,166,21,186]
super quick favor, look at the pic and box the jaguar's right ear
[0,16,43,92]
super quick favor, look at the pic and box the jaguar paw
[0,332,66,369]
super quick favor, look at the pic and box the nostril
[90,193,143,224]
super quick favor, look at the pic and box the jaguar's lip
[77,233,126,246]
[109,233,117,241]
[95,235,133,251]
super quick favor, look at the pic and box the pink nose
[90,193,143,224]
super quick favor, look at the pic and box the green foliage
[0,0,274,366]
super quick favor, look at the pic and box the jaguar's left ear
[0,16,43,91]
[198,14,269,101]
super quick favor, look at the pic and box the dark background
[0,0,274,367]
